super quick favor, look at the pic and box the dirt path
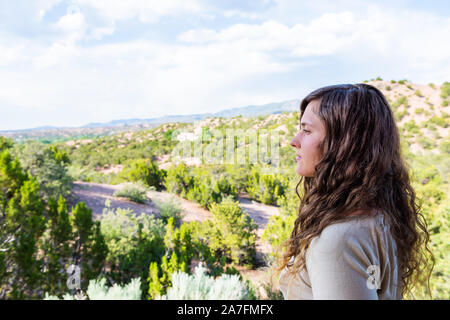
[69,181,281,298]
[237,196,281,255]
[68,181,159,219]
[70,182,280,253]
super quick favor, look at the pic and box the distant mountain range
[0,99,300,142]
[79,99,300,128]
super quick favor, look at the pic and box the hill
[0,99,300,143]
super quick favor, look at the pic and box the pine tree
[70,202,108,292]
[40,195,73,296]
[208,197,257,265]
[0,149,26,216]
[163,217,194,273]
[147,261,162,299]
[4,177,46,299]
[0,138,108,299]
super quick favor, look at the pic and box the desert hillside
[51,79,449,178]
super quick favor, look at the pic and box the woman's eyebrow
[300,121,313,127]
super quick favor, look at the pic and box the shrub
[153,197,183,225]
[165,165,237,209]
[11,140,73,202]
[386,85,391,91]
[181,220,238,277]
[429,116,448,128]
[429,83,435,89]
[206,197,257,266]
[440,81,450,99]
[147,215,204,299]
[403,120,420,134]
[186,169,237,209]
[118,159,165,190]
[395,110,408,122]
[407,84,413,90]
[163,163,192,196]
[392,96,408,109]
[443,100,449,107]
[163,218,195,269]
[391,80,396,83]
[86,277,141,300]
[417,136,434,149]
[44,277,142,300]
[99,204,165,298]
[113,182,148,204]
[425,121,437,131]
[431,130,441,140]
[147,251,187,299]
[398,80,406,84]
[439,138,450,154]
[415,107,425,115]
[246,167,289,205]
[160,263,253,300]
[415,90,423,97]
[224,164,251,194]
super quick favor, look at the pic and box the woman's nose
[290,134,299,148]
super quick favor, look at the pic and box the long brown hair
[272,83,434,299]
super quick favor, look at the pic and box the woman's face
[290,99,326,177]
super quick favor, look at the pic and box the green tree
[146,252,185,299]
[119,158,165,190]
[3,177,46,299]
[207,197,257,266]
[71,202,108,292]
[246,167,289,205]
[0,149,26,216]
[0,136,14,152]
[163,217,194,273]
[147,261,163,299]
[99,205,165,298]
[39,195,73,297]
[11,140,73,202]
[163,163,192,196]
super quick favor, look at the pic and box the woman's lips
[296,155,302,161]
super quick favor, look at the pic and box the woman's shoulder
[309,210,389,253]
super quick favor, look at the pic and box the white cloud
[77,0,205,23]
[178,6,450,72]
[0,44,25,67]
[89,26,115,40]
[36,0,64,19]
[31,10,87,68]
[56,11,86,32]
[223,10,262,20]
[177,13,358,56]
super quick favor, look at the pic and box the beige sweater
[278,211,403,299]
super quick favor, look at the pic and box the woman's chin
[296,162,314,177]
[296,163,307,176]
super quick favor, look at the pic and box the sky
[1,0,449,131]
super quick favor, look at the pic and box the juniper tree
[3,177,46,299]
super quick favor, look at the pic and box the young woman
[274,83,434,300]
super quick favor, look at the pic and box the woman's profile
[272,83,434,300]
